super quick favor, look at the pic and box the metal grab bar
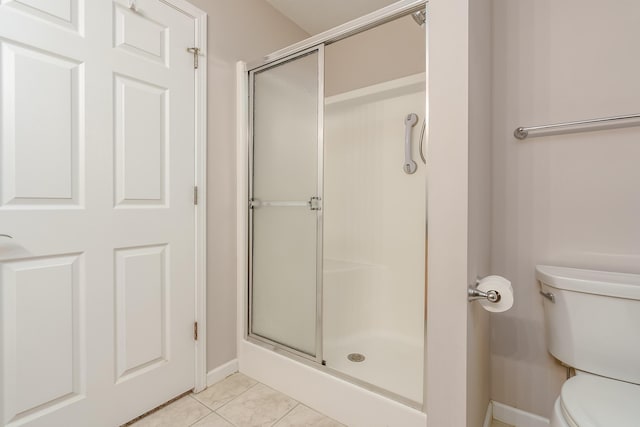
[403,113,418,174]
[514,113,640,140]
[418,118,427,164]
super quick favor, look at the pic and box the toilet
[536,265,640,427]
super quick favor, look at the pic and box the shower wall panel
[323,77,426,402]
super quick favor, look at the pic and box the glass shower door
[249,47,323,360]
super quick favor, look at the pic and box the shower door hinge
[194,322,198,341]
[193,186,198,205]
[187,47,200,69]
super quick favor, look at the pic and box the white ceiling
[265,0,399,35]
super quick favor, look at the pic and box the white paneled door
[0,1,201,426]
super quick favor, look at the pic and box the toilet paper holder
[468,279,502,303]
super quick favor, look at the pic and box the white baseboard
[483,401,493,427]
[206,359,239,387]
[491,401,550,427]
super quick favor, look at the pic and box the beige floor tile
[492,420,515,427]
[130,396,211,427]
[216,383,298,427]
[192,373,258,410]
[191,412,234,427]
[273,404,344,427]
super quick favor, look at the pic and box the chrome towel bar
[514,112,640,140]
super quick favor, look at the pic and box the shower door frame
[246,45,325,365]
[238,0,430,417]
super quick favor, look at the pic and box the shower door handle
[308,197,321,211]
[249,198,321,211]
[404,113,418,174]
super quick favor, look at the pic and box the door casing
[159,0,209,394]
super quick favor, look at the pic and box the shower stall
[240,2,427,420]
[322,71,426,403]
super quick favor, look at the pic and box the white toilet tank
[536,265,640,385]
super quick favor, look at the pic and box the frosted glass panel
[252,208,317,355]
[253,52,318,201]
[250,51,319,357]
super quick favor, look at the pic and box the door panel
[113,3,169,65]
[1,254,83,421]
[0,0,197,425]
[114,244,168,382]
[0,40,82,206]
[2,0,81,33]
[114,74,168,206]
[249,48,323,358]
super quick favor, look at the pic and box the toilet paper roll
[477,275,514,313]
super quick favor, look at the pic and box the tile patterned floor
[130,372,513,427]
[130,373,344,427]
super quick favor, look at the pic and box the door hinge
[194,186,198,205]
[187,47,200,69]
[194,322,198,341]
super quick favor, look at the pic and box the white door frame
[159,0,208,393]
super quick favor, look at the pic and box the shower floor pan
[323,332,423,403]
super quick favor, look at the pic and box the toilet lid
[560,375,640,427]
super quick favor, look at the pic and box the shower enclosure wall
[323,73,426,403]
[242,4,427,420]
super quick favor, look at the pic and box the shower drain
[347,353,366,362]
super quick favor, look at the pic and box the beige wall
[467,0,492,425]
[186,0,308,371]
[425,0,471,425]
[491,0,640,417]
[325,14,425,96]
[427,0,496,424]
